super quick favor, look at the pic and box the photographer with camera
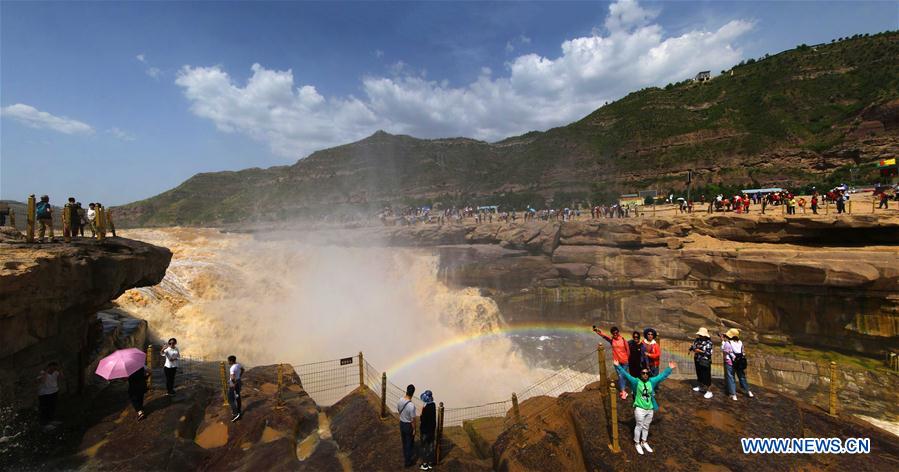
[593,325,630,399]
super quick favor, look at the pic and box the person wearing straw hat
[690,328,714,399]
[719,328,753,401]
[613,359,677,455]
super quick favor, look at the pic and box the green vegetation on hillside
[115,31,899,226]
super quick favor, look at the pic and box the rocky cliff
[492,379,899,471]
[254,215,899,358]
[0,228,172,409]
[4,363,896,471]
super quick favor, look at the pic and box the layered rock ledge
[4,363,896,471]
[254,215,899,357]
[0,229,172,408]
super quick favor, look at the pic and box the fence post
[872,198,876,214]
[107,209,116,237]
[435,402,445,464]
[597,343,608,403]
[97,205,106,242]
[358,352,365,388]
[512,393,521,426]
[26,195,35,243]
[828,361,838,416]
[145,344,153,389]
[848,201,852,215]
[608,380,621,453]
[220,361,229,406]
[277,364,283,404]
[380,372,387,419]
[62,205,71,243]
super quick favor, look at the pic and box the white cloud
[375,49,384,58]
[175,0,752,158]
[1,103,94,135]
[136,53,163,79]
[605,0,658,32]
[175,63,378,157]
[107,127,136,141]
[505,41,515,53]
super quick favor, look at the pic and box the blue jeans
[400,422,415,466]
[228,379,242,415]
[725,364,750,395]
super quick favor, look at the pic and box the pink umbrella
[95,348,147,380]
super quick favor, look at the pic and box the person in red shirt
[642,328,662,379]
[593,325,631,399]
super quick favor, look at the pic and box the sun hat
[696,327,710,338]
[725,328,741,339]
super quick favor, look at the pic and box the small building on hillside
[693,71,711,82]
[619,193,643,207]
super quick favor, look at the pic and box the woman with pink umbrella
[95,348,150,421]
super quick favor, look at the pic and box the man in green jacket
[614,359,677,455]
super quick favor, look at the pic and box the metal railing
[161,340,897,462]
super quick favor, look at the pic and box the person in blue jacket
[613,359,677,455]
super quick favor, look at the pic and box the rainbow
[386,321,595,375]
[385,321,702,375]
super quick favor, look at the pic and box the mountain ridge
[115,31,899,226]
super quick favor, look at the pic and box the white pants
[634,407,654,443]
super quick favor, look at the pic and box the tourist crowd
[0,194,115,243]
[594,324,753,456]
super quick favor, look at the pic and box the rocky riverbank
[3,361,897,471]
[254,215,899,358]
[0,228,172,409]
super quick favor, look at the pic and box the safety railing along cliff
[158,341,897,463]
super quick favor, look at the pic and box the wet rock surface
[493,379,899,472]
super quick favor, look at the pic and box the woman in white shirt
[36,361,64,426]
[720,328,753,401]
[161,338,180,395]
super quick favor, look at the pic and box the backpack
[733,352,748,371]
[36,201,51,219]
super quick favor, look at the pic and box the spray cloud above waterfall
[115,228,591,406]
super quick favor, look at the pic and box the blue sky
[2,1,896,205]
